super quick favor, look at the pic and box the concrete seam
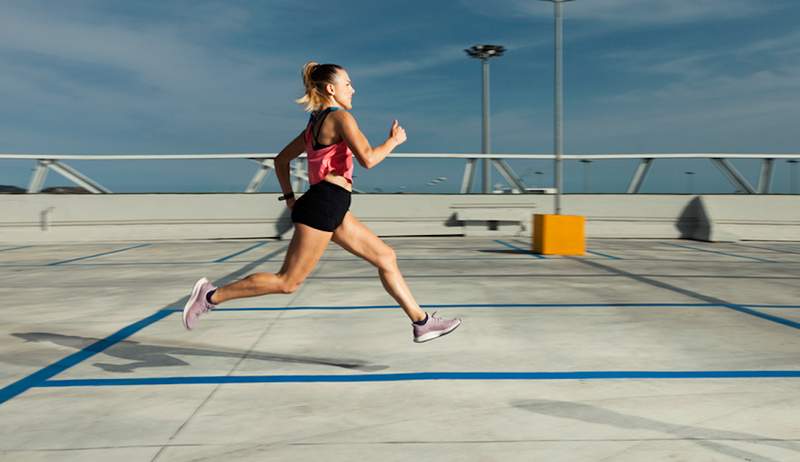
[0,245,286,408]
[151,244,318,461]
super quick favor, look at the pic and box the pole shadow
[512,399,799,462]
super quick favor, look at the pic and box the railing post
[245,159,275,193]
[291,159,306,193]
[626,158,654,194]
[27,160,51,193]
[757,158,774,194]
[460,158,477,194]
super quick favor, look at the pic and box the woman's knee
[277,274,304,294]
[375,246,397,270]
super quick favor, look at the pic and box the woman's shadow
[11,332,387,373]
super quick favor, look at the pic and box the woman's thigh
[331,212,392,267]
[279,222,333,282]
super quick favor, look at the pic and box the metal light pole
[540,0,574,213]
[465,44,505,193]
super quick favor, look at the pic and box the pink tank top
[304,108,354,185]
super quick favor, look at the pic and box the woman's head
[296,61,354,112]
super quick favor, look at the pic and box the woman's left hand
[286,197,296,209]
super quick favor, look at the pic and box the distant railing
[1,153,798,194]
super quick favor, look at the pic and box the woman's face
[328,69,355,110]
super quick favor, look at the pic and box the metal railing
[1,153,799,194]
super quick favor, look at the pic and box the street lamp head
[465,44,506,60]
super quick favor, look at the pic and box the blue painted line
[47,243,151,266]
[586,250,622,260]
[39,370,800,388]
[0,310,172,406]
[495,240,547,259]
[0,245,287,407]
[213,241,269,263]
[166,302,722,312]
[0,245,33,253]
[664,243,774,263]
[723,304,800,330]
[745,304,800,309]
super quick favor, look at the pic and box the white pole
[554,0,564,214]
[482,59,491,193]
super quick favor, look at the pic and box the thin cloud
[0,1,303,152]
[349,33,554,80]
[350,45,467,79]
[597,25,800,101]
[0,2,278,96]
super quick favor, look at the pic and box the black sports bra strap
[311,107,339,148]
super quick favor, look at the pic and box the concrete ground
[1,237,799,461]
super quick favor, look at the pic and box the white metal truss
[710,158,755,194]
[26,160,110,193]
[491,159,528,193]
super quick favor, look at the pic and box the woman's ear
[325,82,336,96]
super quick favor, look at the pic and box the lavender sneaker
[182,277,217,330]
[413,312,462,343]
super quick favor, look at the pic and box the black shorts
[291,181,352,232]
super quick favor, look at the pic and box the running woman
[182,62,461,343]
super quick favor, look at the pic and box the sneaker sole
[414,319,462,343]
[182,277,208,330]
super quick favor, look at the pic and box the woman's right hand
[390,120,407,145]
[286,197,296,209]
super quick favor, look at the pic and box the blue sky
[1,0,799,193]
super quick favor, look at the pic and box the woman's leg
[331,212,426,322]
[212,223,332,303]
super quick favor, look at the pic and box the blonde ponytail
[295,61,344,112]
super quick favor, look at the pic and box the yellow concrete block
[532,214,586,255]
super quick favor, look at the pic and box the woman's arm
[334,111,406,169]
[274,133,305,207]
